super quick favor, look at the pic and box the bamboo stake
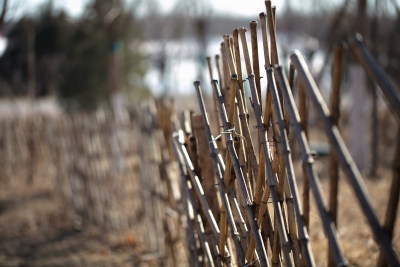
[250,20,262,106]
[174,133,230,264]
[221,43,231,96]
[219,74,237,257]
[238,28,253,76]
[188,183,216,266]
[348,33,400,122]
[259,13,270,68]
[377,129,400,267]
[223,35,237,75]
[328,42,344,267]
[211,79,270,267]
[265,0,279,66]
[206,57,222,135]
[173,131,205,265]
[174,131,220,240]
[291,50,400,266]
[233,29,247,113]
[193,82,247,265]
[247,74,294,267]
[215,55,224,91]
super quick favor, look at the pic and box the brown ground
[1,163,398,266]
[0,176,163,267]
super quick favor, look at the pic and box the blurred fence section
[0,100,187,265]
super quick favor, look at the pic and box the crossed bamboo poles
[172,0,400,266]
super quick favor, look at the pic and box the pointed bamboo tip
[193,81,201,86]
[238,27,247,33]
[211,79,219,84]
[259,12,266,18]
[250,20,258,27]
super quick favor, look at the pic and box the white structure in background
[0,33,7,56]
[349,64,370,172]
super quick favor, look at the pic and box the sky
[14,0,346,19]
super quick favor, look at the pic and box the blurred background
[0,0,399,266]
[0,0,398,105]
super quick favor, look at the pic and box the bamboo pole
[291,50,400,266]
[247,74,295,267]
[348,33,400,122]
[193,82,247,265]
[219,74,237,257]
[328,42,344,267]
[238,28,253,76]
[265,0,279,66]
[221,43,231,97]
[210,79,270,266]
[215,55,224,92]
[233,28,247,113]
[223,35,237,75]
[377,129,400,267]
[250,20,262,106]
[206,57,222,135]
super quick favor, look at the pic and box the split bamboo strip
[211,79,270,266]
[377,129,400,267]
[193,82,247,265]
[173,131,220,240]
[174,138,208,266]
[186,177,216,266]
[192,114,221,217]
[348,33,400,122]
[173,133,226,266]
[247,74,294,267]
[328,42,344,267]
[291,50,400,266]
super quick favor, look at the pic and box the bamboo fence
[1,1,399,266]
[172,1,400,266]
